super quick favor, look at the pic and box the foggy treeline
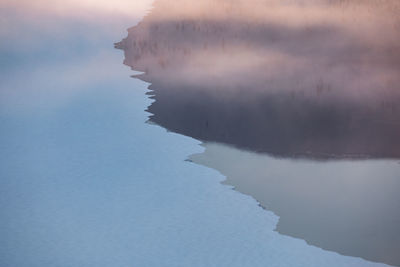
[117,0,400,158]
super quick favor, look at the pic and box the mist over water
[117,0,400,265]
[1,0,399,266]
[117,0,400,158]
[1,3,390,265]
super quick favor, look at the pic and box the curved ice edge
[138,105,391,266]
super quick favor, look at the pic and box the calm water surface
[0,0,399,266]
[117,0,400,265]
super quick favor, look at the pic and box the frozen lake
[118,0,400,265]
[0,1,397,266]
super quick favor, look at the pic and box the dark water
[1,5,387,266]
[191,143,400,266]
[117,0,400,159]
[117,0,400,265]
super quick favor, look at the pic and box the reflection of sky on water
[117,0,400,265]
[0,0,151,19]
[0,1,397,267]
[191,143,400,266]
[0,5,148,113]
[118,0,400,100]
[118,0,400,159]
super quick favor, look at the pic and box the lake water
[191,143,400,265]
[117,0,400,266]
[0,1,398,266]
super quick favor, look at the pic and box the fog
[118,0,400,158]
